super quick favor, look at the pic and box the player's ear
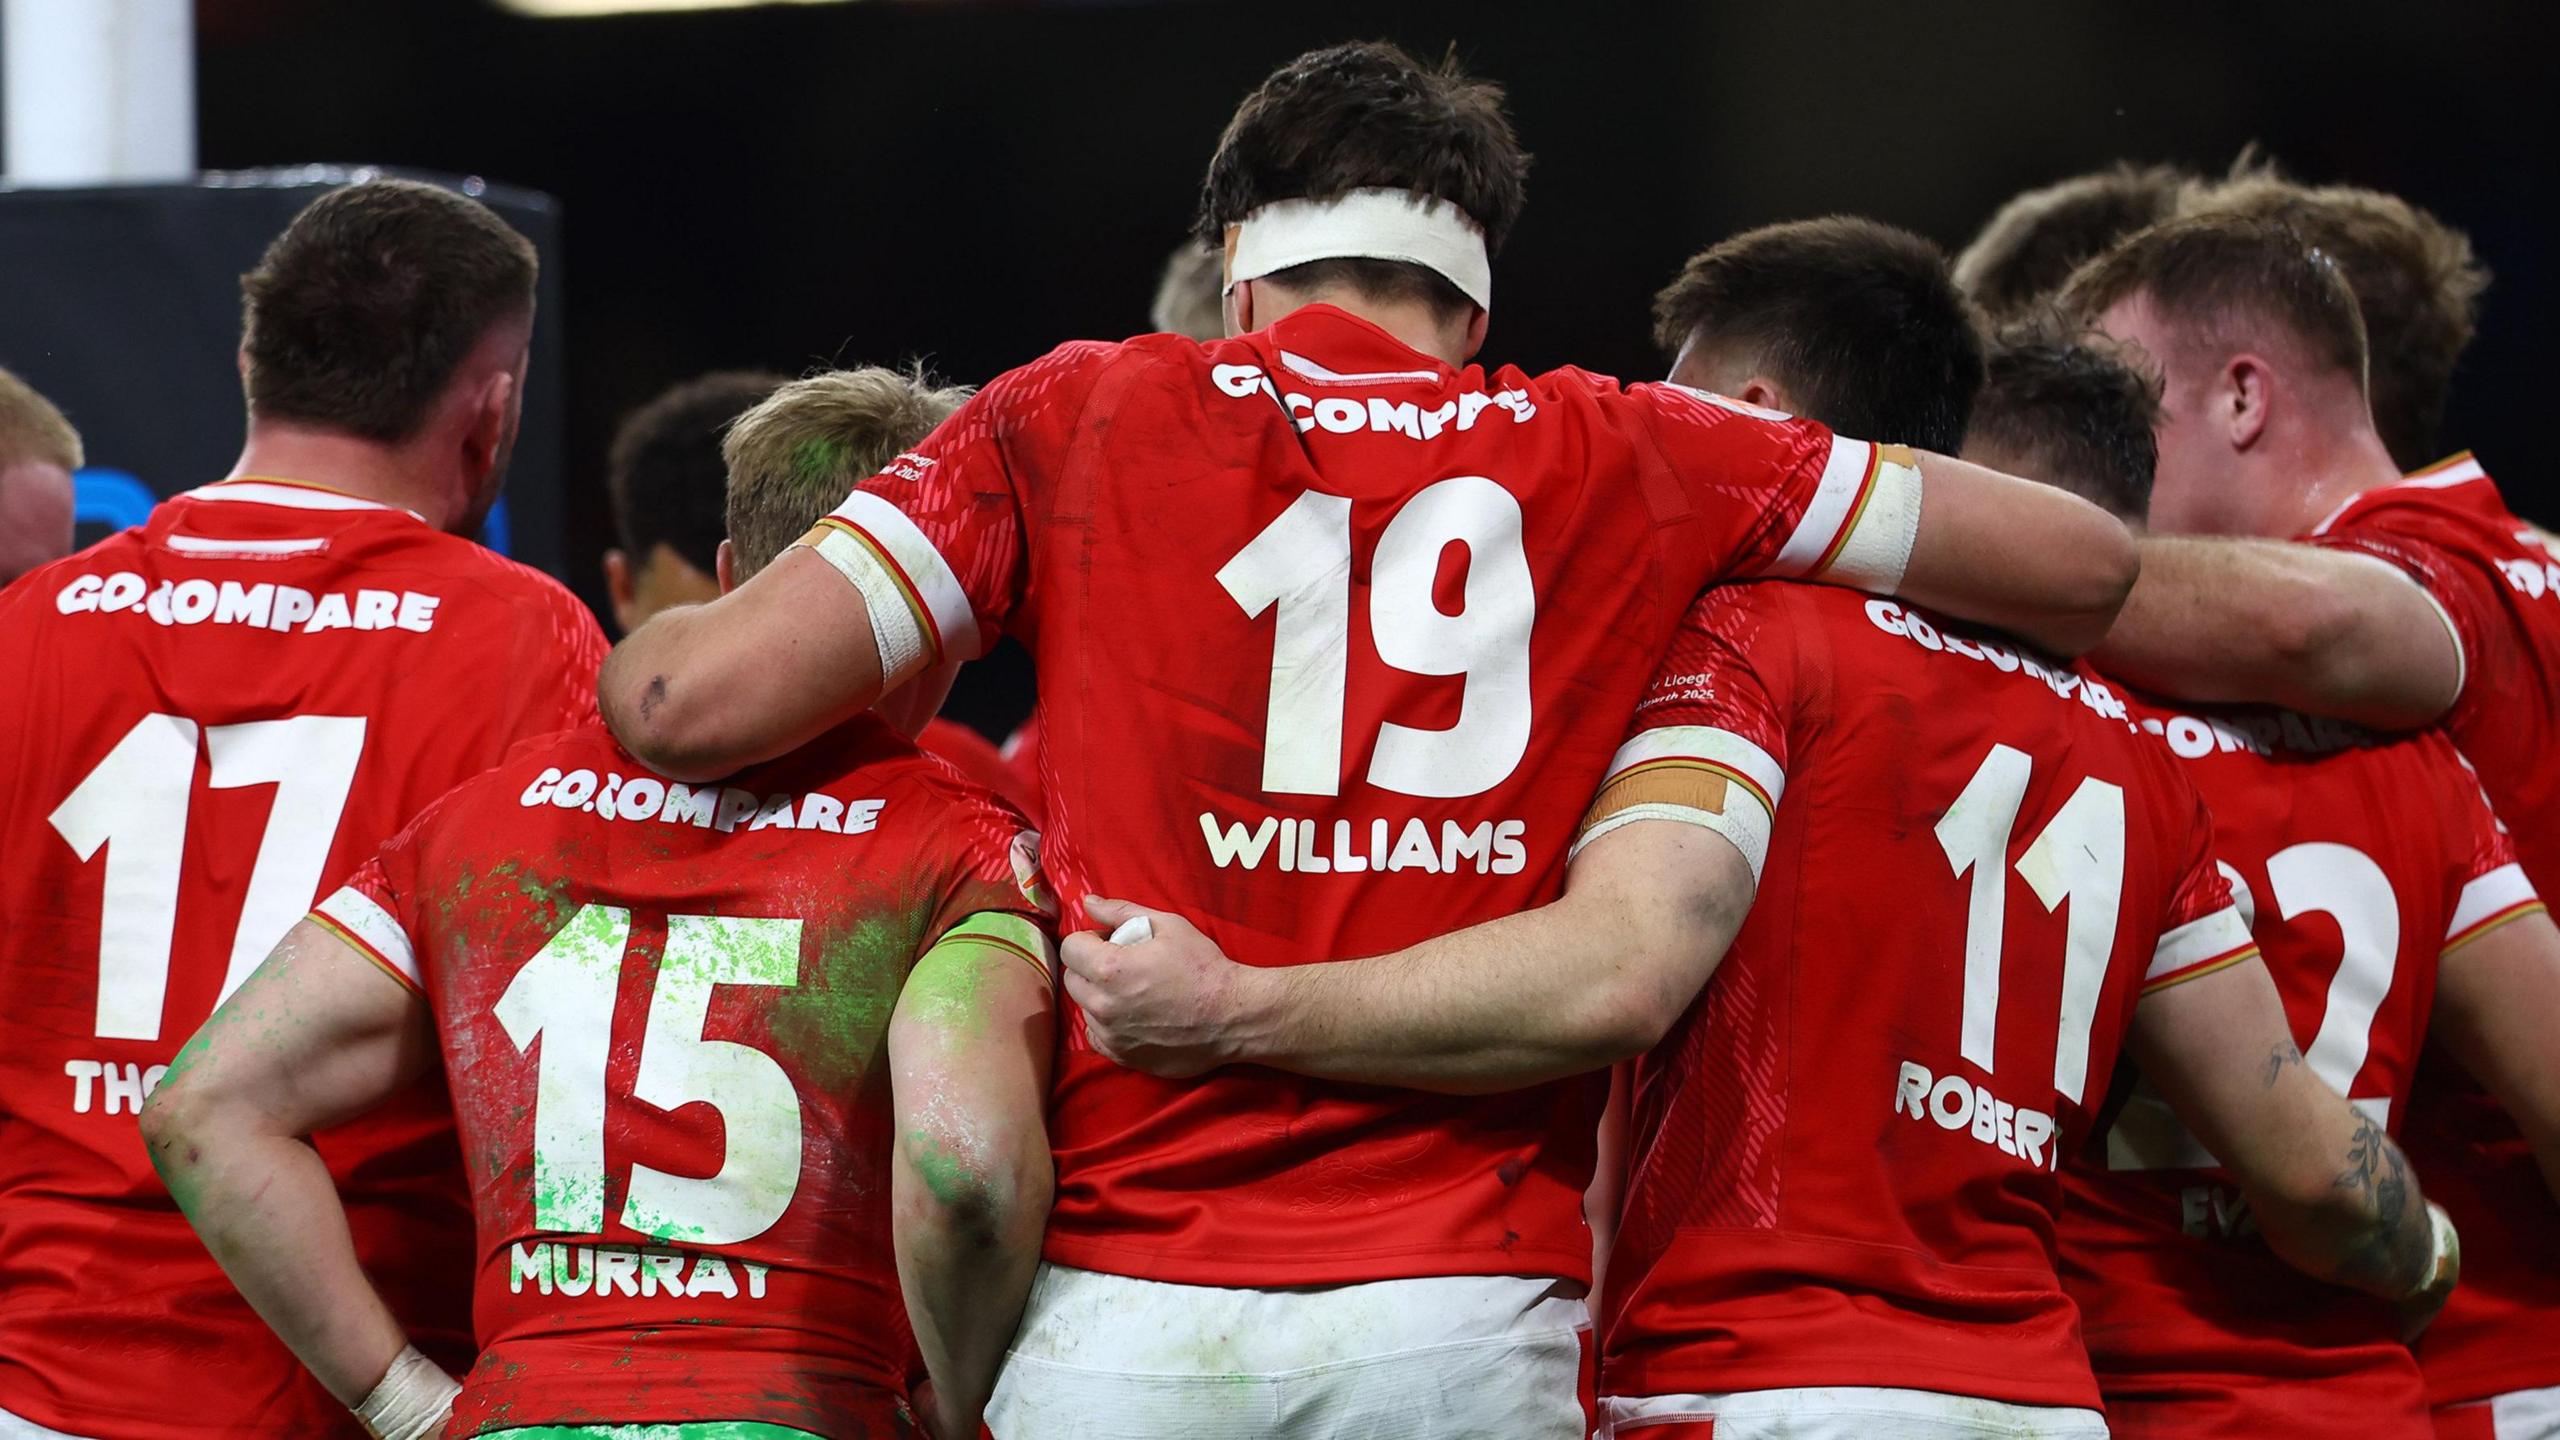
[462,369,516,478]
[1460,304,1489,362]
[1225,278,1253,338]
[2224,354,2271,450]
[1738,377,1791,414]
[603,548,639,634]
[715,538,738,596]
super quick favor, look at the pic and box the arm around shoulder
[2432,904,2560,1200]
[602,547,891,782]
[1896,451,2139,658]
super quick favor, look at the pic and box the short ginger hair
[722,367,971,579]
[2062,212,2369,393]
[2183,165,2487,468]
[0,367,84,471]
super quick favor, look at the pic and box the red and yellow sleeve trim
[809,514,946,670]
[2142,906,2259,995]
[310,887,425,997]
[929,911,1055,983]
[2140,941,2260,996]
[2444,863,2547,956]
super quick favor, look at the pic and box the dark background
[175,0,2560,733]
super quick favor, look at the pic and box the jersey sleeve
[2442,782,2545,955]
[799,341,1116,688]
[2139,789,2259,997]
[1572,584,1795,885]
[2310,522,2490,713]
[1630,383,1924,592]
[506,586,609,738]
[912,789,1059,983]
[310,843,429,998]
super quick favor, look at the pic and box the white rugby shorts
[987,1263,1588,1439]
[1599,1387,2109,1439]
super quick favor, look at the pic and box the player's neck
[227,421,466,531]
[1253,286,1473,367]
[2256,414,2406,537]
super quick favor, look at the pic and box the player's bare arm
[1900,450,2141,657]
[2093,537,2462,728]
[139,920,457,1440]
[889,914,1057,1440]
[1063,820,1753,1093]
[2431,908,2560,1201]
[2128,956,2454,1313]
[602,545,891,781]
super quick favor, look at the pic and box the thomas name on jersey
[1199,813,1530,875]
[518,765,889,837]
[506,1240,773,1303]
[53,571,443,635]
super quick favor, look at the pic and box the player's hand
[1062,896,1262,1078]
[2397,1201,2462,1342]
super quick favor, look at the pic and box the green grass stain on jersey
[762,911,917,1093]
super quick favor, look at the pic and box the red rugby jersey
[2309,453,2560,1405]
[1589,584,2250,1411]
[313,720,1049,1437]
[0,479,603,1439]
[2060,695,2537,1438]
[811,304,1920,1285]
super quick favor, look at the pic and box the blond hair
[1151,239,1227,342]
[0,367,84,471]
[722,366,971,579]
[2184,162,2487,469]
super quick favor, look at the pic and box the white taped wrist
[2403,1200,2461,1303]
[355,1345,461,1440]
[1825,450,1922,592]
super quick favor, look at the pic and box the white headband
[1226,188,1492,310]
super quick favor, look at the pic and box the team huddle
[1,37,2555,1440]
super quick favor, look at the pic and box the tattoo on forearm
[2262,1040,2304,1089]
[2331,1112,2427,1294]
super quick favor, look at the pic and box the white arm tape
[1571,796,1771,886]
[355,1345,461,1440]
[1826,451,1923,592]
[804,526,933,689]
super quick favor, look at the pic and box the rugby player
[1971,330,2559,1438]
[1064,216,2456,1440]
[142,366,1059,1440]
[0,180,605,1440]
[602,370,785,633]
[601,43,2139,1437]
[2066,210,2560,1437]
[0,367,82,585]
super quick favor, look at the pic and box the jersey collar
[180,476,426,521]
[1260,303,1459,386]
[2306,450,2493,536]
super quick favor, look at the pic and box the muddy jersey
[2310,453,2560,1405]
[806,305,1924,1286]
[2061,694,2537,1438]
[1586,583,2250,1411]
[0,479,603,1439]
[315,719,1049,1438]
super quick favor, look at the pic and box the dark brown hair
[1653,216,1985,453]
[1970,322,2163,524]
[1198,41,1529,319]
[2185,164,2487,468]
[608,371,787,576]
[240,179,539,443]
[2062,212,2368,389]
[1955,163,2198,320]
